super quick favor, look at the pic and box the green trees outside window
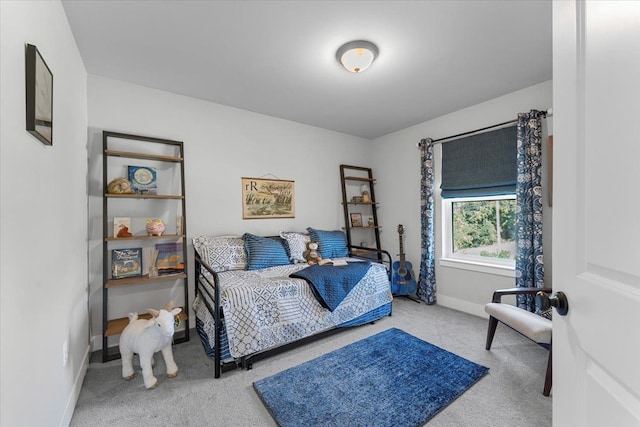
[452,198,516,260]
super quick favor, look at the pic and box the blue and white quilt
[290,262,372,311]
[194,259,392,359]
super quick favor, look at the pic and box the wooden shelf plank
[343,201,379,205]
[343,176,376,183]
[105,193,184,200]
[105,149,183,163]
[105,310,189,337]
[351,249,379,255]
[106,234,185,242]
[106,273,187,288]
[101,330,190,361]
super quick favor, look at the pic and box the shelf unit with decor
[102,131,189,362]
[340,165,382,260]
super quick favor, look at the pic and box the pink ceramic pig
[146,219,166,236]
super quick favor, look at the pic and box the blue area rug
[253,328,489,427]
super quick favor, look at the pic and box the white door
[553,1,640,425]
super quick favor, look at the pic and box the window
[438,125,518,273]
[443,195,516,268]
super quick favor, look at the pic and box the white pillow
[279,231,310,263]
[193,235,247,272]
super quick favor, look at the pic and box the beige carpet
[71,299,551,426]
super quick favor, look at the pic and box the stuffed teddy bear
[107,177,134,194]
[303,242,321,265]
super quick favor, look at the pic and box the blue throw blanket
[290,262,371,311]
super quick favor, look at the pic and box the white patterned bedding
[194,259,392,359]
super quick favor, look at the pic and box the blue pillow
[243,233,291,270]
[307,227,349,259]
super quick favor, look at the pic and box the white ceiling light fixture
[336,40,379,74]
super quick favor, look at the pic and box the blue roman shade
[440,125,517,198]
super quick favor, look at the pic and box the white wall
[87,77,554,347]
[372,81,553,316]
[0,2,88,426]
[87,75,375,349]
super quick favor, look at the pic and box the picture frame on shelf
[155,242,184,275]
[128,165,157,194]
[242,177,295,219]
[350,213,363,227]
[176,215,184,236]
[25,44,53,146]
[113,217,132,238]
[111,248,142,279]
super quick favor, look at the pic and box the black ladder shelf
[340,165,382,260]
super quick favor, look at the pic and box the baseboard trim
[59,344,90,427]
[91,334,101,352]
[436,294,488,319]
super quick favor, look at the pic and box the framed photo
[155,242,185,275]
[128,165,157,194]
[113,217,132,238]
[350,213,363,227]
[242,177,295,219]
[25,44,53,146]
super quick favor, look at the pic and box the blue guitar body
[392,260,417,295]
[391,225,417,296]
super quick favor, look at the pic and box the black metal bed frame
[193,245,393,378]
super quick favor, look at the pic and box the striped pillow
[307,227,349,259]
[243,233,291,270]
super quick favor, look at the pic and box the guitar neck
[398,234,405,266]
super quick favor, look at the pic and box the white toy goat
[119,301,182,389]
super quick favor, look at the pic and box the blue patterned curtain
[417,139,436,304]
[515,111,545,311]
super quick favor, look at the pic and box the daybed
[193,228,393,377]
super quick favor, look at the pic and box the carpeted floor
[70,299,552,426]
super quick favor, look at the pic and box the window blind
[440,125,516,198]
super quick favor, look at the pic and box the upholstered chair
[484,287,553,396]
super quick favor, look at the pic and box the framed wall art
[350,213,363,227]
[242,177,295,219]
[25,44,53,146]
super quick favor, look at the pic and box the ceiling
[61,0,552,140]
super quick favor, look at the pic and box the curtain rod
[418,108,551,146]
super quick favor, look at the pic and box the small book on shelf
[318,259,348,266]
[113,217,132,238]
[128,165,157,195]
[111,248,142,279]
[176,215,184,236]
[155,242,184,275]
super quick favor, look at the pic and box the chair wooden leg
[485,316,499,350]
[543,345,552,396]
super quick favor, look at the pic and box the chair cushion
[485,303,552,344]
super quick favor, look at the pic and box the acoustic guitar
[391,224,417,297]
